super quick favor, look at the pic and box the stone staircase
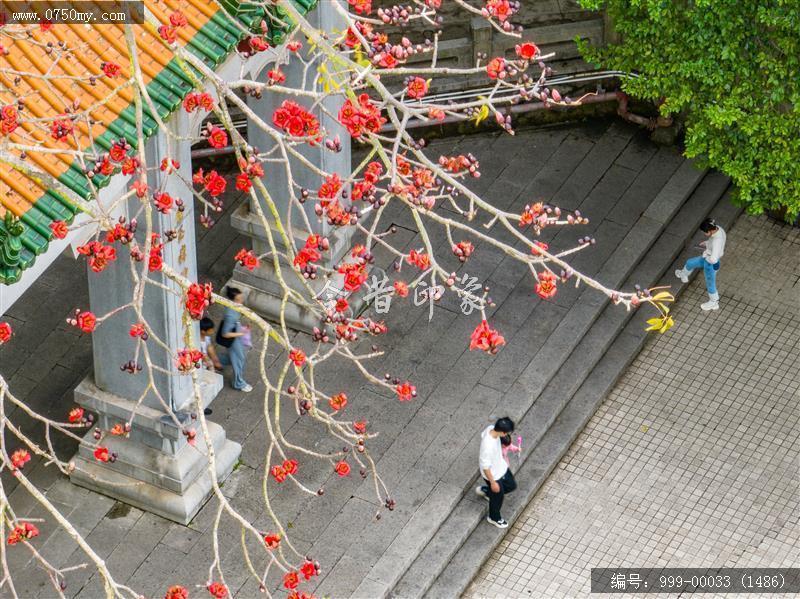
[389,182,740,599]
[346,141,738,597]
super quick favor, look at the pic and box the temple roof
[0,0,315,283]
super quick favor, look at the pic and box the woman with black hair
[217,287,252,392]
[675,218,727,311]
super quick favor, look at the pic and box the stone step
[352,163,718,598]
[401,181,740,599]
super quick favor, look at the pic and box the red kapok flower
[248,36,270,52]
[338,263,367,292]
[235,172,252,192]
[283,571,300,590]
[120,156,140,175]
[110,423,125,436]
[453,241,474,260]
[348,0,372,14]
[109,141,127,162]
[7,522,39,545]
[293,246,321,269]
[407,250,430,270]
[185,283,213,320]
[169,11,187,27]
[329,393,348,411]
[334,460,350,477]
[530,241,549,256]
[406,77,429,100]
[75,311,97,333]
[267,69,286,85]
[272,100,321,142]
[0,322,12,344]
[535,271,558,299]
[165,586,189,599]
[158,25,177,43]
[203,170,227,197]
[515,42,539,60]
[395,382,416,401]
[50,116,73,140]
[176,348,203,373]
[318,173,342,201]
[48,220,68,239]
[207,581,228,598]
[300,560,318,580]
[264,533,281,549]
[353,420,367,434]
[335,298,349,313]
[271,464,287,483]
[207,126,228,149]
[393,281,409,297]
[10,449,30,470]
[129,323,147,339]
[283,459,298,475]
[77,241,117,273]
[485,0,511,19]
[132,180,149,198]
[94,447,110,462]
[287,41,302,52]
[149,243,164,273]
[153,192,174,214]
[68,407,84,423]
[428,107,446,121]
[1,104,19,136]
[469,320,506,354]
[234,248,259,271]
[338,94,386,138]
[102,61,121,78]
[485,57,506,80]
[289,349,306,367]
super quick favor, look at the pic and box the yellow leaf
[354,47,370,68]
[651,291,675,302]
[473,105,489,126]
[645,317,663,331]
[658,316,675,334]
[640,424,649,433]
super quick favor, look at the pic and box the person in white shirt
[475,417,517,528]
[675,218,727,311]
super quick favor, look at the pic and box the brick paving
[466,214,800,598]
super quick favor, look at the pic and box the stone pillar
[69,114,241,525]
[230,0,366,332]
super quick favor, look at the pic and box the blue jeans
[219,338,248,390]
[684,256,720,295]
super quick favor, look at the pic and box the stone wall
[375,0,605,94]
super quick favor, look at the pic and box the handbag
[216,320,236,348]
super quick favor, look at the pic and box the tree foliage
[579,0,800,218]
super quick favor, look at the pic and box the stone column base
[69,375,241,525]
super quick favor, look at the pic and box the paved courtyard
[1,117,795,598]
[466,214,800,598]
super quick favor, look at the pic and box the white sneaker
[486,517,508,529]
[675,268,689,284]
[240,384,254,393]
[475,486,490,501]
[700,300,719,311]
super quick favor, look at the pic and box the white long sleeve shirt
[703,226,726,264]
[479,425,508,481]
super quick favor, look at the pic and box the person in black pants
[476,417,517,528]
